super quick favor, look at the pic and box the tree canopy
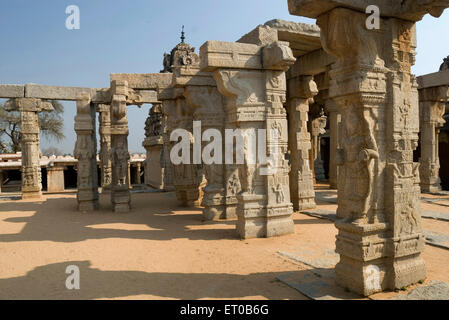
[0,100,65,154]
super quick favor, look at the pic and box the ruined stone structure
[2,2,449,297]
[288,0,449,295]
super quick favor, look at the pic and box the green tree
[0,100,65,153]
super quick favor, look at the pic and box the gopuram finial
[181,25,185,43]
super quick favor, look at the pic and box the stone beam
[417,69,449,89]
[288,0,449,21]
[0,85,25,98]
[110,73,173,91]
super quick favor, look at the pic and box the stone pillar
[5,98,53,200]
[419,85,448,193]
[46,165,65,193]
[309,108,327,183]
[110,81,131,212]
[163,89,205,207]
[134,162,142,185]
[287,75,317,211]
[327,100,341,189]
[97,104,112,191]
[287,1,442,295]
[184,83,230,220]
[143,105,165,189]
[74,93,99,211]
[201,40,296,238]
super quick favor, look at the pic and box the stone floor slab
[390,281,449,300]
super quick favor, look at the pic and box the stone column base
[236,194,294,239]
[22,190,42,200]
[112,185,130,213]
[296,197,316,211]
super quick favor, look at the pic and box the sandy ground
[0,186,448,300]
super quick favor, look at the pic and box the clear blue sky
[0,1,448,154]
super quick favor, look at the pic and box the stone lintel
[24,84,109,102]
[200,40,295,72]
[110,73,173,91]
[200,40,263,72]
[5,97,53,112]
[417,69,449,89]
[172,67,216,87]
[287,0,449,21]
[0,85,25,98]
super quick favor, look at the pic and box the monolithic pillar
[287,1,441,295]
[110,81,131,212]
[327,100,341,189]
[143,105,165,189]
[201,40,296,238]
[5,98,53,200]
[287,75,317,211]
[97,104,113,191]
[419,85,448,193]
[74,93,99,211]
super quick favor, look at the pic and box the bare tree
[0,100,65,153]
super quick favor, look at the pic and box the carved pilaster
[418,85,448,193]
[74,93,99,211]
[287,75,317,211]
[5,98,53,200]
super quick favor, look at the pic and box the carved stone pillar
[201,40,296,238]
[287,76,317,211]
[0,170,3,193]
[327,100,341,189]
[290,4,434,295]
[173,64,234,220]
[184,84,230,220]
[74,93,99,211]
[110,81,131,212]
[143,105,165,189]
[97,104,112,191]
[309,107,327,183]
[419,85,448,193]
[163,88,204,207]
[5,98,53,200]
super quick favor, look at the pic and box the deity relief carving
[337,104,379,223]
[113,137,130,186]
